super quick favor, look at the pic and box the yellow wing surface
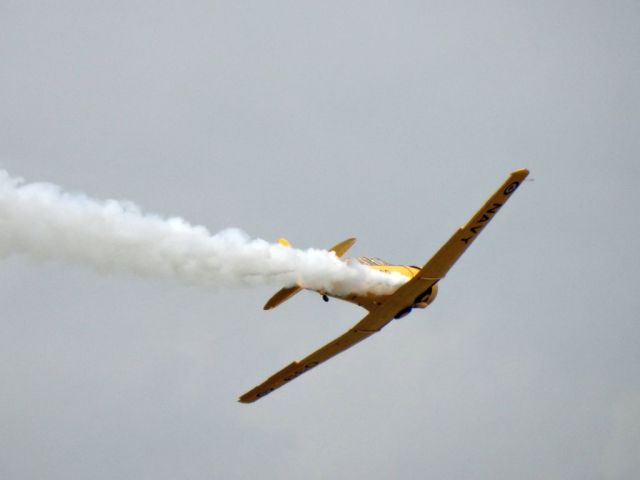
[239,168,529,403]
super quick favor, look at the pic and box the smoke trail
[0,171,407,296]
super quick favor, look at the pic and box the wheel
[394,306,413,319]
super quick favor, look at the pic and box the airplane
[239,168,529,403]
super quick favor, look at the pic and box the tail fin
[263,237,356,310]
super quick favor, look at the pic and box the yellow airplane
[239,168,529,403]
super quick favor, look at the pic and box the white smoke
[0,171,407,296]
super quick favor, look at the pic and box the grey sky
[1,1,639,479]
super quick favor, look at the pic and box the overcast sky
[1,1,639,479]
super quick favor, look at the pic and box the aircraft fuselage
[320,260,438,313]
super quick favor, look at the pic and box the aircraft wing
[360,168,531,319]
[238,319,379,403]
[413,168,530,282]
[376,168,529,315]
[239,168,529,403]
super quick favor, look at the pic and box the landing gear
[394,306,413,319]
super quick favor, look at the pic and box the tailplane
[263,237,356,310]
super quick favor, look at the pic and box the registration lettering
[461,202,503,244]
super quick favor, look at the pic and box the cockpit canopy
[354,256,391,266]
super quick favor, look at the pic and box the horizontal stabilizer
[263,237,357,310]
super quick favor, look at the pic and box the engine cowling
[414,283,439,309]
